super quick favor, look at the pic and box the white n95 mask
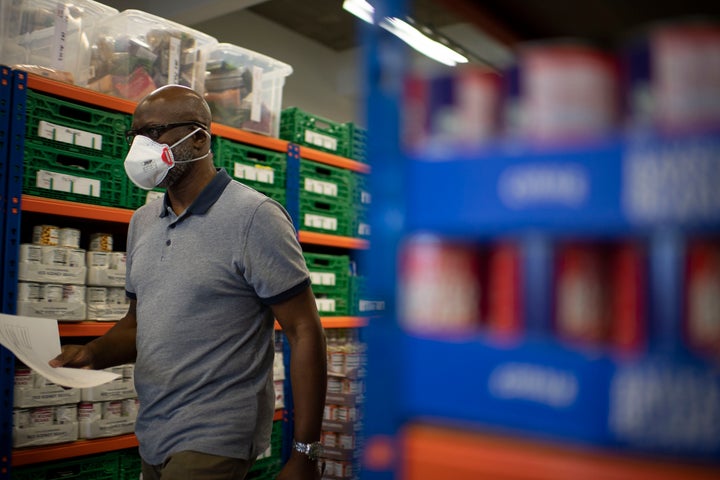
[124,128,210,190]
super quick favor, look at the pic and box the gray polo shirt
[126,169,310,465]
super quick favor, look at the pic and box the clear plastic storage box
[85,9,217,101]
[204,43,293,137]
[0,0,118,85]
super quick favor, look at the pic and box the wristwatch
[293,439,323,461]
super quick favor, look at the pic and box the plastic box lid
[0,0,118,85]
[205,42,293,137]
[85,9,218,101]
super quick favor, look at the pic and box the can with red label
[555,243,610,345]
[685,240,720,356]
[487,241,523,337]
[398,234,483,336]
[518,40,620,144]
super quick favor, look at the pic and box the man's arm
[273,286,327,479]
[50,299,138,370]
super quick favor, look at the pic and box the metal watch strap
[292,440,322,460]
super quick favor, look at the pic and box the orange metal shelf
[21,195,134,224]
[299,146,370,174]
[26,74,137,114]
[211,123,290,153]
[12,434,138,467]
[399,423,720,480]
[298,231,369,249]
[274,317,368,330]
[58,321,117,337]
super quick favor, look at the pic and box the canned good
[32,225,59,246]
[67,249,87,268]
[41,246,68,266]
[122,398,139,417]
[110,252,127,271]
[13,409,32,429]
[29,406,54,426]
[686,240,720,355]
[122,363,135,381]
[17,282,43,302]
[58,228,81,248]
[14,367,34,388]
[89,233,113,252]
[108,287,127,305]
[55,404,78,424]
[102,400,123,419]
[86,287,108,304]
[19,244,43,264]
[63,284,87,303]
[398,234,483,336]
[87,251,110,268]
[43,284,64,302]
[518,40,619,143]
[78,402,102,421]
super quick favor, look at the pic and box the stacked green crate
[11,451,120,480]
[350,275,385,316]
[212,136,287,205]
[345,122,367,163]
[22,89,134,208]
[280,107,350,157]
[304,252,351,316]
[350,171,371,239]
[118,448,142,480]
[247,420,283,480]
[299,160,355,237]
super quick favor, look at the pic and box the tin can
[122,398,139,417]
[58,228,81,248]
[63,284,86,303]
[43,284,64,302]
[17,282,43,302]
[518,40,619,143]
[14,366,34,388]
[41,246,68,266]
[86,287,108,304]
[107,287,127,305]
[686,240,720,355]
[109,252,127,271]
[13,409,32,429]
[87,251,110,268]
[55,404,78,424]
[89,232,113,252]
[29,406,54,426]
[18,244,43,264]
[555,243,609,344]
[398,234,483,336]
[32,225,59,246]
[102,400,123,419]
[67,248,86,267]
[78,401,102,421]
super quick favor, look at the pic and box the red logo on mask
[161,146,173,166]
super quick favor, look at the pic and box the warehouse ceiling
[100,0,720,53]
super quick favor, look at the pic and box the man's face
[157,132,197,189]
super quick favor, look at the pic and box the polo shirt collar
[160,168,232,218]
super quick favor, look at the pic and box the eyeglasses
[125,121,207,145]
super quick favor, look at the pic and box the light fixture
[342,0,374,24]
[343,0,469,66]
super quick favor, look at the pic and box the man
[50,85,327,480]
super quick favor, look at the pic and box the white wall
[195,10,363,126]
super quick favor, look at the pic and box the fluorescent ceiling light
[343,0,374,24]
[379,17,469,66]
[343,1,468,67]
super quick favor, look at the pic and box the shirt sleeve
[242,199,310,304]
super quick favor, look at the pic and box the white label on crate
[38,121,103,151]
[168,37,181,85]
[305,130,338,151]
[316,298,336,312]
[358,223,371,236]
[251,66,264,122]
[361,190,372,204]
[310,271,336,286]
[234,163,274,184]
[304,214,337,231]
[305,178,338,197]
[36,170,101,197]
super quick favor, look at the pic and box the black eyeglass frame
[125,121,208,146]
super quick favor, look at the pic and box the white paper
[0,314,120,388]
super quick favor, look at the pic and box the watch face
[309,442,323,458]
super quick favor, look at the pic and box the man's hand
[49,344,95,369]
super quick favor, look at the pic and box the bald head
[133,85,212,129]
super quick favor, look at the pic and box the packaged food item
[685,240,720,357]
[85,9,217,101]
[0,0,118,85]
[204,43,292,137]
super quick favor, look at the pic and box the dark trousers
[141,451,255,480]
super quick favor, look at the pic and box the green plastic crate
[350,171,371,208]
[351,205,371,239]
[300,197,353,237]
[300,159,353,204]
[11,451,120,480]
[118,448,142,480]
[25,88,131,159]
[213,136,287,205]
[247,420,283,479]
[315,292,350,316]
[304,252,351,295]
[22,140,129,208]
[280,107,349,157]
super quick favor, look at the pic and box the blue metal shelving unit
[360,1,720,479]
